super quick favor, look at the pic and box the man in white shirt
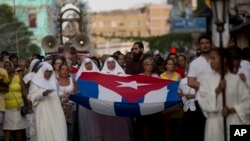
[187,34,213,141]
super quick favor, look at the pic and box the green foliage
[0,4,40,59]
[193,0,205,17]
[92,33,193,54]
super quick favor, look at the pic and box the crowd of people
[0,34,250,141]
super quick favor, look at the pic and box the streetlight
[211,0,227,47]
[210,0,228,141]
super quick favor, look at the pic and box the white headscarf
[101,57,125,75]
[23,59,41,84]
[31,62,58,92]
[29,59,41,73]
[75,58,100,80]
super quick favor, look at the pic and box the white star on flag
[116,81,151,89]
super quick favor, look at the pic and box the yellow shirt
[160,71,183,118]
[160,71,180,81]
[4,75,24,109]
[0,68,8,111]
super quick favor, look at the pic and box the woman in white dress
[75,58,103,141]
[100,57,132,141]
[197,48,250,141]
[29,62,67,141]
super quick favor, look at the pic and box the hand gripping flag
[70,72,181,117]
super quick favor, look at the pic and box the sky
[84,0,166,12]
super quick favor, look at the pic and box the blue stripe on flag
[121,97,144,103]
[114,102,140,117]
[77,79,99,99]
[165,81,181,108]
[70,94,91,109]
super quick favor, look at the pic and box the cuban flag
[70,72,181,117]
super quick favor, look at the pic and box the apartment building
[89,4,172,55]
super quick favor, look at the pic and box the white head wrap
[29,59,41,73]
[31,62,58,92]
[75,58,100,80]
[101,57,125,75]
[23,59,41,84]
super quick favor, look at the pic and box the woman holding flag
[75,58,103,141]
[100,56,132,141]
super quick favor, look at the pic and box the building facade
[167,0,197,18]
[90,4,172,56]
[229,0,250,48]
[0,0,57,55]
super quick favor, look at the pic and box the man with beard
[183,34,213,141]
[126,42,146,74]
[125,42,148,141]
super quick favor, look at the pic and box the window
[111,21,116,28]
[99,21,104,28]
[138,31,141,36]
[137,21,141,26]
[92,22,96,28]
[28,13,37,28]
[130,21,134,27]
[130,31,133,36]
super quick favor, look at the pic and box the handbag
[20,104,29,116]
[62,102,74,123]
[11,91,29,116]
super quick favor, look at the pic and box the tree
[0,4,40,59]
[92,33,193,54]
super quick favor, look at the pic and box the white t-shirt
[188,55,213,83]
[178,77,196,112]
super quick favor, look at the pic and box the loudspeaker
[72,34,89,51]
[41,35,58,53]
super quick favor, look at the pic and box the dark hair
[178,54,186,60]
[133,41,144,49]
[90,56,101,69]
[198,34,212,44]
[1,50,9,56]
[211,48,232,72]
[227,47,242,60]
[32,53,44,60]
[112,51,122,60]
[242,47,250,60]
[167,53,178,59]
[164,58,175,66]
[156,56,165,66]
[9,54,18,61]
[59,63,69,71]
[51,56,67,70]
